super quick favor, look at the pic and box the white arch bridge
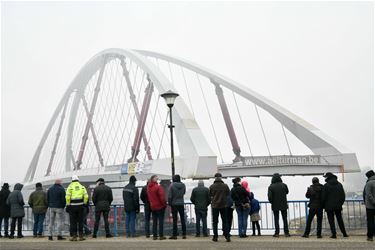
[23,49,360,186]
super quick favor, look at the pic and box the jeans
[212,207,228,238]
[33,213,46,236]
[326,209,347,236]
[366,208,375,238]
[125,211,137,237]
[94,210,110,236]
[144,205,151,237]
[152,208,165,237]
[304,208,323,236]
[48,208,64,236]
[0,216,9,236]
[236,207,250,236]
[195,209,208,236]
[273,210,289,235]
[172,205,186,236]
[69,205,84,237]
[10,217,22,236]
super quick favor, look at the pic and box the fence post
[113,205,118,236]
[304,201,309,224]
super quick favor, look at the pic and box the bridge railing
[15,200,366,236]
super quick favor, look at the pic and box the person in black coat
[268,173,290,237]
[140,181,151,238]
[302,177,323,238]
[92,178,113,238]
[321,172,348,238]
[0,183,11,237]
[123,176,140,237]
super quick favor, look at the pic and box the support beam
[128,74,154,162]
[81,95,104,167]
[120,58,152,160]
[75,60,107,170]
[45,100,69,176]
[212,80,243,162]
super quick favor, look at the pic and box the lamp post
[161,90,179,178]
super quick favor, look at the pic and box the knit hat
[365,170,375,178]
[312,177,319,184]
[214,173,222,178]
[129,175,137,183]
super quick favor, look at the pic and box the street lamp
[161,90,179,177]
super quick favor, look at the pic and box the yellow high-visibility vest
[66,181,88,206]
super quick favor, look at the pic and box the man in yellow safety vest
[66,175,88,241]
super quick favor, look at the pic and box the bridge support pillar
[212,80,243,162]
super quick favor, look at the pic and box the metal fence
[7,200,366,236]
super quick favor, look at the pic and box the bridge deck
[0,235,373,250]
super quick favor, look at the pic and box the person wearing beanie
[147,175,167,240]
[66,175,89,241]
[302,177,324,238]
[123,175,140,237]
[363,169,375,241]
[28,183,48,238]
[268,173,290,237]
[190,180,210,237]
[168,174,186,239]
[92,178,113,238]
[321,172,348,238]
[0,183,11,238]
[209,172,231,242]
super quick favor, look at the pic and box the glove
[65,205,71,213]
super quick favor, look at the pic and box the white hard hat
[72,175,79,181]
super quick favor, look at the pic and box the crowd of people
[0,170,374,242]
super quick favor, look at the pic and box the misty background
[1,1,373,197]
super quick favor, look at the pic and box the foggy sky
[1,1,373,184]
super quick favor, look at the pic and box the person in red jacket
[147,175,167,240]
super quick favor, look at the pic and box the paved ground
[0,235,373,250]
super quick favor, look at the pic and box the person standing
[168,174,186,239]
[302,177,323,238]
[82,184,92,236]
[225,192,234,237]
[190,180,210,237]
[321,172,348,238]
[147,175,167,240]
[47,178,66,241]
[231,177,250,238]
[0,183,11,238]
[140,181,151,238]
[92,178,113,238]
[250,192,261,236]
[209,173,230,242]
[363,170,375,241]
[28,182,48,238]
[268,173,290,237]
[66,175,89,241]
[123,175,140,238]
[6,183,25,239]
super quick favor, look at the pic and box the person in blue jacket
[250,192,261,236]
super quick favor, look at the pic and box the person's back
[122,180,139,213]
[322,175,345,211]
[365,175,375,209]
[364,171,375,241]
[7,183,25,218]
[306,182,323,209]
[190,182,210,210]
[0,184,11,218]
[209,177,230,209]
[147,181,166,211]
[268,174,289,211]
[93,183,113,212]
[29,186,48,214]
[47,183,66,209]
[169,178,186,206]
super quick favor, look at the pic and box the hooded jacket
[28,186,48,214]
[47,183,66,208]
[93,182,113,212]
[168,180,186,206]
[250,193,260,215]
[364,175,375,209]
[6,183,25,218]
[268,174,289,211]
[321,175,345,211]
[122,181,140,212]
[231,183,249,207]
[209,177,230,209]
[0,185,11,218]
[190,181,210,210]
[147,181,166,211]
[305,182,323,209]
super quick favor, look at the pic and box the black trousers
[171,205,186,236]
[252,221,261,235]
[212,207,228,238]
[144,205,151,237]
[69,205,84,236]
[304,208,323,236]
[93,210,110,235]
[273,210,289,235]
[152,208,165,237]
[10,217,22,236]
[366,208,375,238]
[225,207,234,235]
[326,209,347,236]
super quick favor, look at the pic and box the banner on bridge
[121,162,152,175]
[239,155,322,167]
